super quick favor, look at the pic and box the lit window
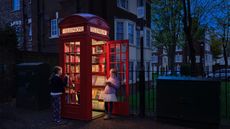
[128,23,134,44]
[12,0,20,11]
[146,29,151,47]
[136,29,140,47]
[50,19,59,38]
[116,21,124,40]
[117,0,128,9]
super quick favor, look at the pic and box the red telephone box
[59,13,129,120]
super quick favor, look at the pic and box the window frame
[12,0,20,11]
[129,61,134,81]
[136,28,140,47]
[115,21,125,40]
[117,0,129,10]
[152,55,158,63]
[137,0,144,7]
[144,27,151,48]
[176,45,182,52]
[50,19,59,38]
[128,22,135,44]
[175,54,182,63]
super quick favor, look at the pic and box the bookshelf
[91,39,106,111]
[64,42,80,105]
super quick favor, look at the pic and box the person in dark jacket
[49,66,67,123]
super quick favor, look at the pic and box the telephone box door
[106,40,129,116]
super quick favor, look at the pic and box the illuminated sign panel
[62,26,84,34]
[90,27,107,36]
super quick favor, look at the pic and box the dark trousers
[105,102,113,114]
[51,95,61,122]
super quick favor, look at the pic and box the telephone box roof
[59,13,109,30]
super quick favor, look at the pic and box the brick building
[0,0,32,50]
[0,0,152,81]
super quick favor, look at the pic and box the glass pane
[110,54,116,62]
[121,44,127,52]
[64,41,80,105]
[110,44,116,53]
[91,39,106,111]
[122,53,126,61]
[116,44,120,52]
[116,54,121,61]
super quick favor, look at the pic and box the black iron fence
[128,68,230,120]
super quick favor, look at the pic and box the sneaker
[56,120,67,125]
[103,114,110,120]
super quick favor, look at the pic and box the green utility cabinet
[16,62,50,110]
[156,76,221,129]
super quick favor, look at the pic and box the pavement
[0,101,229,129]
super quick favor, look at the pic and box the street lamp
[137,6,146,117]
[200,41,204,76]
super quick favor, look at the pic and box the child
[103,69,119,120]
[49,66,67,123]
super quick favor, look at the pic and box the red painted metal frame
[59,14,110,120]
[106,40,129,116]
[59,14,129,120]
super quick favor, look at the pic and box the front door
[106,40,129,116]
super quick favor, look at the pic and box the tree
[210,35,223,63]
[181,0,223,76]
[152,0,183,74]
[210,0,229,68]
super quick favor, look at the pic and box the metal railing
[128,68,230,120]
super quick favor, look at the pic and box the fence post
[139,19,145,117]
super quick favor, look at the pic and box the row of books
[92,100,104,110]
[92,46,104,54]
[66,55,80,62]
[65,93,79,105]
[92,88,104,100]
[65,45,80,53]
[66,65,80,73]
[92,56,105,63]
[92,64,105,73]
[92,75,106,86]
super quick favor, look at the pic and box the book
[94,75,106,86]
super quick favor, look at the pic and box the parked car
[206,68,230,80]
